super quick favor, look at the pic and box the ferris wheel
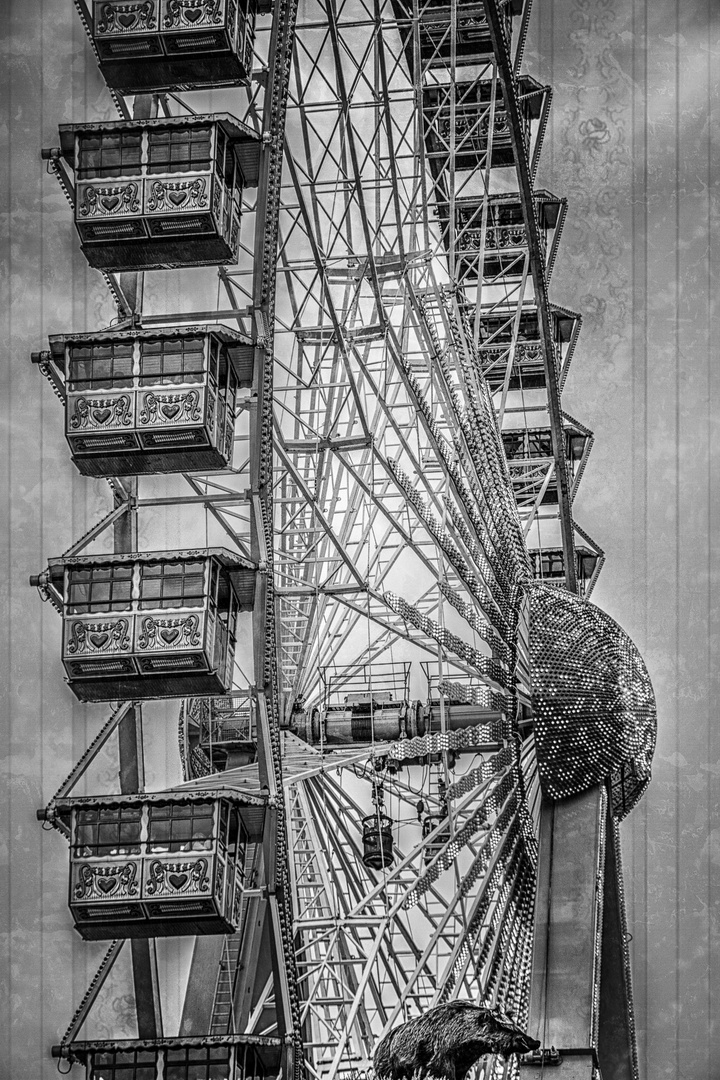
[30,2,656,1080]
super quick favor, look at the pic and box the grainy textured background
[528,3,719,1076]
[0,1,717,1077]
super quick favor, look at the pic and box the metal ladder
[210,933,243,1036]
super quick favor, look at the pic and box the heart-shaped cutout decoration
[92,408,112,424]
[160,627,180,644]
[101,196,120,212]
[168,873,188,890]
[118,13,137,27]
[184,8,202,22]
[168,190,188,207]
[97,877,118,894]
[161,403,181,420]
[89,632,110,648]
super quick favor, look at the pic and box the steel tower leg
[597,821,638,1080]
[524,786,637,1080]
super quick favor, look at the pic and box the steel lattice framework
[266,8,547,1076]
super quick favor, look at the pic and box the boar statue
[374,1001,541,1080]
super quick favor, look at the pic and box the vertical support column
[597,819,638,1080]
[242,0,303,1069]
[180,936,227,1034]
[523,787,607,1080]
[523,788,638,1079]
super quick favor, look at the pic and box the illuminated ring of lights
[526,583,656,819]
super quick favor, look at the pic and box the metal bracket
[520,1047,562,1067]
